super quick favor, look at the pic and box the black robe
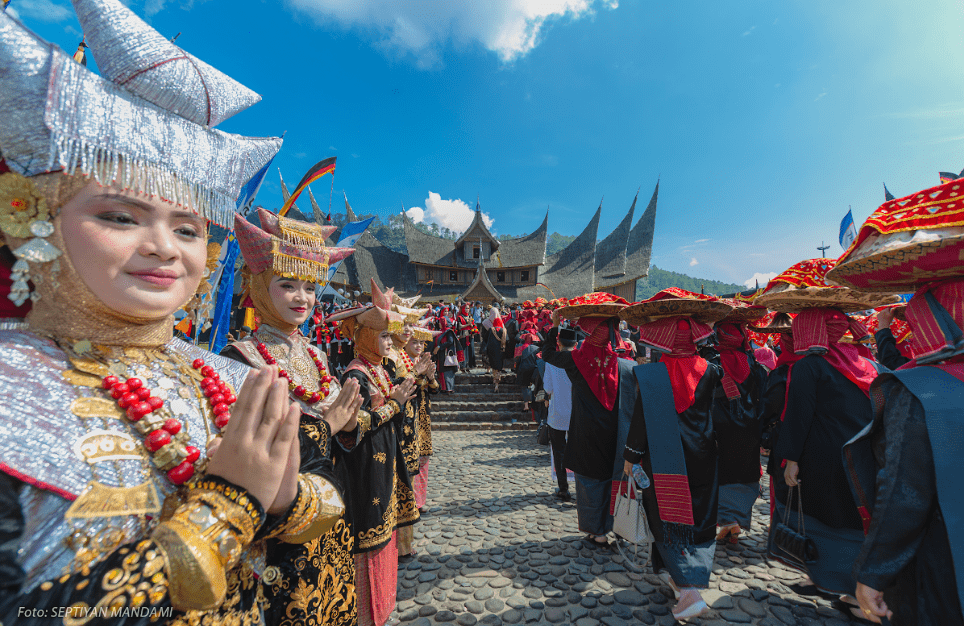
[874,328,911,371]
[711,353,767,485]
[220,345,356,625]
[853,376,963,626]
[338,368,418,552]
[761,363,790,478]
[623,364,722,545]
[550,351,637,481]
[772,355,871,530]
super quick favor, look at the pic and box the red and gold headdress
[620,288,732,326]
[827,178,964,291]
[556,292,630,320]
[754,258,898,313]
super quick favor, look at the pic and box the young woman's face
[405,337,425,358]
[59,183,207,319]
[397,322,414,344]
[377,330,394,356]
[268,276,315,325]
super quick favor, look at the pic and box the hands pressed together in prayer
[323,378,363,433]
[391,377,417,404]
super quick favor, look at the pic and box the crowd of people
[0,2,959,626]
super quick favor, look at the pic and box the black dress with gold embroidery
[337,369,419,554]
[384,359,421,476]
[221,346,356,626]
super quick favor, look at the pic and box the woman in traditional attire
[755,259,897,605]
[825,185,964,625]
[328,281,417,626]
[432,317,461,393]
[0,1,347,622]
[711,302,769,543]
[221,208,364,626]
[485,314,507,391]
[548,293,634,549]
[406,326,440,515]
[385,297,433,562]
[619,289,733,621]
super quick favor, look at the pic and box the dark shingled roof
[593,195,636,286]
[455,206,500,251]
[343,229,417,293]
[492,211,548,269]
[516,203,601,299]
[403,210,547,269]
[403,212,457,266]
[622,181,658,283]
[461,260,505,302]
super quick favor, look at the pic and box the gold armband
[151,479,263,611]
[356,409,372,436]
[269,474,345,543]
[374,399,400,424]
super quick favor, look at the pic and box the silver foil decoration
[0,10,282,228]
[71,0,260,128]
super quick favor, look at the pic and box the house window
[449,270,458,282]
[497,271,505,282]
[473,246,480,259]
[520,270,529,282]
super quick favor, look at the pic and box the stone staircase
[431,345,538,431]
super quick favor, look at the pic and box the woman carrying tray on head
[619,289,733,621]
[827,180,964,626]
[755,259,898,617]
[329,280,417,626]
[222,207,364,626]
[0,1,341,622]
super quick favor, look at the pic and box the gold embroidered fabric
[273,474,345,544]
[395,480,420,527]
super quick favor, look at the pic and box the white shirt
[543,362,572,431]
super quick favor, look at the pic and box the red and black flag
[279,156,336,217]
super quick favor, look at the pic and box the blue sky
[11,0,964,288]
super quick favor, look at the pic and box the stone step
[433,421,538,431]
[432,400,522,415]
[456,373,517,385]
[432,411,532,422]
[453,384,523,394]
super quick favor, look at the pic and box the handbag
[772,485,819,565]
[536,420,550,446]
[613,479,650,545]
[443,351,459,367]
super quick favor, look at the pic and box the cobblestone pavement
[396,430,864,626]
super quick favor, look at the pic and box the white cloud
[406,191,494,234]
[694,238,710,244]
[12,0,72,22]
[744,272,777,289]
[689,257,698,266]
[742,25,756,36]
[286,0,619,66]
[814,91,827,101]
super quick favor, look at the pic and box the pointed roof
[461,259,504,302]
[344,193,358,222]
[455,202,500,251]
[594,194,637,285]
[623,181,659,281]
[534,202,602,297]
[494,210,548,267]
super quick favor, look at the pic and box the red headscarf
[902,278,964,379]
[775,333,803,369]
[754,346,778,371]
[791,308,877,395]
[636,316,713,413]
[716,322,751,399]
[572,317,620,411]
[492,316,504,329]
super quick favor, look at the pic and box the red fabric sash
[717,322,750,400]
[792,308,877,396]
[572,317,619,411]
[905,279,964,363]
[636,316,713,412]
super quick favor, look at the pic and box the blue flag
[209,234,240,353]
[839,209,857,249]
[236,155,275,215]
[318,217,375,300]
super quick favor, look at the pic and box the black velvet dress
[770,355,873,594]
[853,377,963,626]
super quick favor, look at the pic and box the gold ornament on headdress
[0,173,62,306]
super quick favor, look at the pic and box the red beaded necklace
[398,349,415,375]
[256,341,334,405]
[360,355,393,401]
[100,358,236,485]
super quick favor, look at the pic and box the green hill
[635,266,744,300]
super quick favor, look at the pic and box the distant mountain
[635,266,744,300]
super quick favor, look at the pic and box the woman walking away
[487,314,508,391]
[432,316,461,393]
[756,258,897,614]
[620,289,733,621]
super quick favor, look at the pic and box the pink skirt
[413,457,430,508]
[354,532,398,626]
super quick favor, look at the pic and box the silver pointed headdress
[0,0,282,228]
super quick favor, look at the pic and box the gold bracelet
[276,475,345,543]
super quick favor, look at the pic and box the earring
[0,173,61,306]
